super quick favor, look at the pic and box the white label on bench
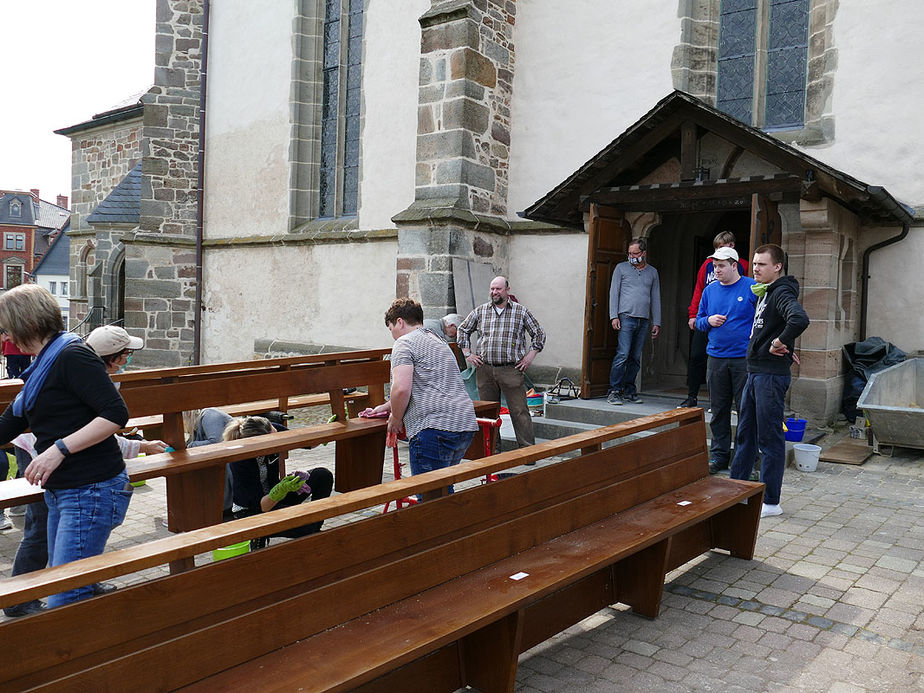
[226,445,244,449]
[677,500,692,506]
[509,572,529,581]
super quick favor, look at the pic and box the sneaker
[761,503,782,518]
[3,601,46,618]
[708,460,728,475]
[0,513,11,531]
[92,582,118,596]
[624,393,642,404]
[9,505,26,517]
[678,396,698,408]
[606,391,623,406]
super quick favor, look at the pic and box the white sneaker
[761,503,782,518]
[0,513,12,530]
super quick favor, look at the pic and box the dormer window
[9,200,21,218]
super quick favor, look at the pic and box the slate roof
[522,91,914,228]
[36,199,70,231]
[0,193,38,226]
[31,224,71,277]
[86,162,142,225]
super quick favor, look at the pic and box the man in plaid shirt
[458,276,546,448]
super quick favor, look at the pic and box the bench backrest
[0,410,707,691]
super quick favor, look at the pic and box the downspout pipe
[193,0,211,365]
[859,187,912,340]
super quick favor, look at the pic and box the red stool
[476,416,503,483]
[383,438,418,513]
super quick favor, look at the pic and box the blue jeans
[45,471,132,607]
[707,356,749,466]
[609,314,649,396]
[408,429,475,496]
[730,373,790,505]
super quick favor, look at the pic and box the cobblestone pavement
[2,434,923,691]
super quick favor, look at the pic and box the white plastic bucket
[793,443,821,472]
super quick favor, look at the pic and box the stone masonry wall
[68,119,143,233]
[126,0,204,365]
[415,0,516,216]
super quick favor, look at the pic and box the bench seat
[185,476,762,693]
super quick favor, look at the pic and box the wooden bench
[0,409,763,692]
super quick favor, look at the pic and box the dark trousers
[686,329,708,399]
[477,364,534,448]
[3,500,48,616]
[5,355,31,379]
[706,356,748,466]
[730,373,790,505]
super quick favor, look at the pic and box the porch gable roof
[522,91,912,229]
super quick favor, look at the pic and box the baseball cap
[85,325,144,357]
[708,246,739,262]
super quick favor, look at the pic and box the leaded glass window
[716,0,809,131]
[318,0,364,219]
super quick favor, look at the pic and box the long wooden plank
[0,409,702,606]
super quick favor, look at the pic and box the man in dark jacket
[729,244,810,519]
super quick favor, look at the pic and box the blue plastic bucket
[785,417,807,442]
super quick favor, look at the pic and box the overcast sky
[0,1,155,205]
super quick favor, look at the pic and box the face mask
[125,354,133,366]
[629,256,642,265]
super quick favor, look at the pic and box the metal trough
[857,358,924,450]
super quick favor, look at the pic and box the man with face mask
[607,238,661,405]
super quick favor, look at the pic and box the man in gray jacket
[607,238,661,405]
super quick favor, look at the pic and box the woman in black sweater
[0,285,130,607]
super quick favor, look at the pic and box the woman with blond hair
[224,416,333,548]
[0,285,131,607]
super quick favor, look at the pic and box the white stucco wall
[201,241,396,362]
[358,0,428,229]
[203,0,293,238]
[507,0,679,219]
[866,227,924,354]
[795,1,924,208]
[506,233,587,371]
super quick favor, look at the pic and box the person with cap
[423,313,464,342]
[681,231,749,408]
[694,246,756,476]
[0,285,131,608]
[86,325,169,458]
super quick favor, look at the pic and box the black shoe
[92,582,118,596]
[678,396,698,408]
[3,601,46,618]
[250,537,269,551]
[708,460,729,475]
[624,393,642,404]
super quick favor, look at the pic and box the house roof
[36,199,71,231]
[0,192,38,226]
[31,223,71,277]
[86,162,142,225]
[54,87,150,137]
[522,91,914,229]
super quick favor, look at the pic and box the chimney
[30,188,40,202]
[57,195,69,209]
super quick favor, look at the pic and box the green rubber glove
[268,474,305,502]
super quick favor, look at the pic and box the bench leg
[334,431,387,493]
[166,467,225,573]
[711,492,763,560]
[461,610,524,693]
[614,537,671,619]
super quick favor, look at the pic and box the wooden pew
[0,410,763,692]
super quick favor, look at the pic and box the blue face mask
[629,256,642,265]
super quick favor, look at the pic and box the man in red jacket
[681,231,749,408]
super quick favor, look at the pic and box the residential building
[0,189,69,292]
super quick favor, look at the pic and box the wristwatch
[54,439,71,456]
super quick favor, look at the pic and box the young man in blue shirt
[694,247,756,475]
